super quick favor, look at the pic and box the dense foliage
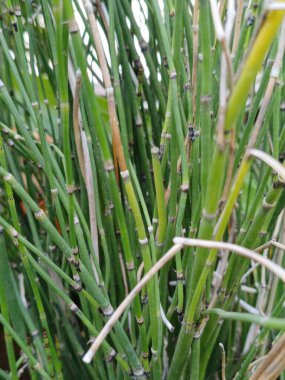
[0,0,285,379]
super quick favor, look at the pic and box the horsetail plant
[0,0,285,379]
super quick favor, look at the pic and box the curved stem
[83,236,285,363]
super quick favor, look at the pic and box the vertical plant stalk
[191,0,199,124]
[0,130,60,378]
[151,147,167,255]
[70,66,100,273]
[0,227,17,380]
[120,0,167,116]
[214,21,285,299]
[211,0,235,202]
[54,0,78,276]
[83,236,285,359]
[84,0,161,372]
[84,0,125,173]
[0,163,144,376]
[215,19,285,240]
[66,2,149,375]
[152,0,189,189]
[199,0,213,202]
[167,7,285,378]
[151,0,189,361]
[83,242,184,362]
[72,70,86,184]
[1,1,285,378]
[0,313,52,380]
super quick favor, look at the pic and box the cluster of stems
[0,0,285,379]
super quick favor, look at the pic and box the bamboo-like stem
[54,0,78,268]
[203,309,285,330]
[244,212,284,352]
[1,1,285,378]
[83,236,285,362]
[108,1,161,369]
[0,214,129,373]
[0,313,52,380]
[0,215,97,309]
[199,0,212,201]
[216,0,235,202]
[0,228,17,380]
[69,64,100,273]
[186,154,285,365]
[84,0,126,172]
[234,280,285,380]
[191,0,199,124]
[180,13,284,359]
[72,69,86,184]
[226,9,285,132]
[152,0,189,187]
[182,7,281,328]
[0,133,60,378]
[120,0,166,116]
[211,21,285,280]
[66,1,155,373]
[82,243,184,363]
[151,146,167,252]
[0,165,143,375]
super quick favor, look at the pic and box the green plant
[0,0,285,379]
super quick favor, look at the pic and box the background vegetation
[0,0,285,379]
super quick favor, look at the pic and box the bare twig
[249,149,285,180]
[173,238,285,282]
[82,243,184,363]
[83,237,285,363]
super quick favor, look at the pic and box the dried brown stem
[68,62,100,269]
[83,237,285,363]
[84,0,127,172]
[250,333,285,380]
